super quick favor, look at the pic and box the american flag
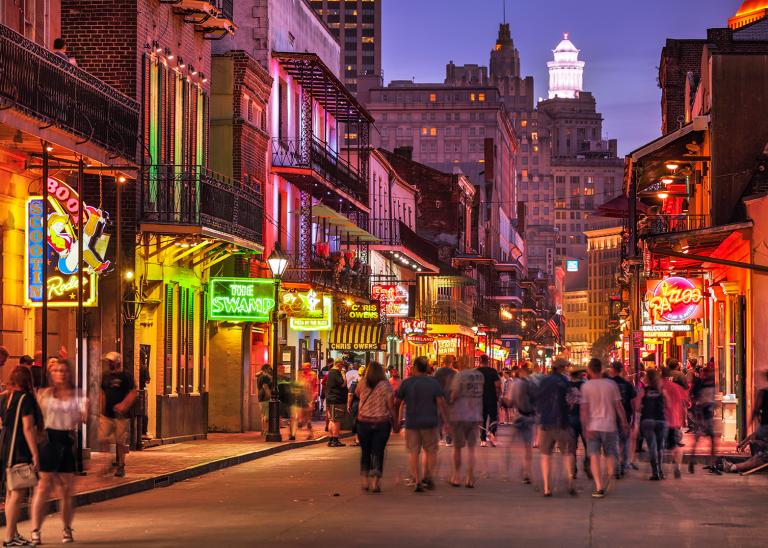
[547,314,563,344]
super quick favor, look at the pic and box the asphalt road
[25,427,768,547]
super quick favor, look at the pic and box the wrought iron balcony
[369,219,441,270]
[0,24,140,160]
[422,300,474,327]
[141,165,264,245]
[272,137,369,207]
[638,214,709,238]
[486,283,523,303]
[283,250,371,299]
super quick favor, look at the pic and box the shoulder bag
[6,394,39,491]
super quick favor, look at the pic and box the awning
[312,204,379,242]
[329,323,382,351]
[597,194,650,219]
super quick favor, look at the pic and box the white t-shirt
[346,369,359,388]
[580,378,621,432]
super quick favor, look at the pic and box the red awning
[597,195,650,219]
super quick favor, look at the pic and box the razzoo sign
[25,178,111,307]
[646,277,704,323]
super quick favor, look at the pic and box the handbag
[6,394,39,490]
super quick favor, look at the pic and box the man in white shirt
[580,358,628,498]
[345,364,360,388]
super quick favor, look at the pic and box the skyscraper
[310,0,382,94]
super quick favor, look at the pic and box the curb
[2,434,347,527]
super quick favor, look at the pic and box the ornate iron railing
[368,219,441,265]
[272,137,368,205]
[422,300,474,327]
[638,214,709,237]
[489,283,523,299]
[0,24,140,160]
[141,165,264,245]
[283,250,371,299]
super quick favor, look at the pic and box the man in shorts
[663,374,689,478]
[580,358,628,498]
[396,356,448,492]
[99,352,137,477]
[447,358,483,487]
[509,363,537,483]
[325,360,348,447]
[536,357,576,496]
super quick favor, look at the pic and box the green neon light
[290,296,333,331]
[209,277,275,322]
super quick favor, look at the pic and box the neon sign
[209,278,275,322]
[280,289,325,319]
[402,319,427,334]
[345,303,380,322]
[371,284,409,318]
[25,178,110,307]
[290,296,333,331]
[437,338,457,354]
[646,277,704,323]
[406,334,434,346]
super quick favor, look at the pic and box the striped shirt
[356,380,393,421]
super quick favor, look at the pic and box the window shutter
[163,283,174,395]
[187,291,195,393]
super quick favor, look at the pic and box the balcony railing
[422,300,474,327]
[283,251,371,299]
[141,165,264,245]
[272,137,368,206]
[488,283,523,300]
[638,214,709,238]
[369,219,441,265]
[0,24,140,160]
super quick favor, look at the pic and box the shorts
[512,414,535,444]
[99,415,129,447]
[328,404,347,422]
[586,430,619,458]
[450,422,480,448]
[667,427,683,448]
[540,427,575,456]
[259,402,270,421]
[40,429,77,474]
[405,427,439,453]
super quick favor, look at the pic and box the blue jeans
[640,419,667,467]
[357,421,392,477]
[618,428,631,468]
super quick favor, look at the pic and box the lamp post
[266,245,289,442]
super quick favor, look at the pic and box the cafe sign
[371,284,409,318]
[209,278,274,322]
[25,178,111,307]
[290,295,333,331]
[646,277,704,323]
[402,319,427,334]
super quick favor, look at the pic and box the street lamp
[265,245,289,442]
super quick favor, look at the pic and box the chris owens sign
[646,277,704,323]
[209,278,274,322]
[25,178,111,307]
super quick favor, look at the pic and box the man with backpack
[608,362,637,477]
[507,363,537,484]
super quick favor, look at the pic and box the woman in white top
[30,359,87,545]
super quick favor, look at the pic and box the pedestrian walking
[476,354,501,447]
[508,363,537,483]
[30,359,87,544]
[607,362,637,477]
[325,360,348,447]
[347,366,364,447]
[536,357,576,497]
[396,356,448,492]
[298,363,318,440]
[662,371,689,479]
[636,369,666,480]
[356,362,397,493]
[499,368,514,425]
[1,366,42,547]
[434,357,457,446]
[98,352,136,478]
[580,358,628,498]
[566,366,591,479]
[257,365,273,436]
[447,358,483,488]
[387,366,402,392]
[689,365,717,473]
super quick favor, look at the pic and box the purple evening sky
[382,0,740,155]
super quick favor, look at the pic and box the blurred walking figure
[663,371,689,479]
[636,369,666,480]
[608,362,637,477]
[99,352,137,478]
[476,355,501,447]
[580,359,628,498]
[508,363,537,483]
[536,358,576,497]
[355,362,397,493]
[434,357,457,446]
[257,365,274,436]
[387,366,402,392]
[447,358,483,488]
[499,368,514,425]
[30,359,87,544]
[298,363,319,440]
[325,360,348,447]
[689,365,717,473]
[347,367,364,446]
[1,366,42,547]
[396,357,448,492]
[566,366,591,480]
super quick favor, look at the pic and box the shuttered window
[163,283,174,395]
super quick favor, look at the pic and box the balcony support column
[298,190,312,282]
[300,79,313,165]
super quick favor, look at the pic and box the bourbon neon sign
[646,277,704,323]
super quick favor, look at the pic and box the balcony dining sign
[209,278,275,322]
[645,277,705,324]
[25,178,111,307]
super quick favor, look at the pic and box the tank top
[641,387,665,421]
[38,388,85,431]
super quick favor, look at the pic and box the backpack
[501,378,515,408]
[512,378,536,415]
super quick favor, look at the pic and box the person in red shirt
[663,376,689,479]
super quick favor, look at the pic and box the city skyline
[382,0,738,155]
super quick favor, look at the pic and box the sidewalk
[1,423,339,526]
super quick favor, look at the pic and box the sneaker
[591,489,606,499]
[4,535,32,547]
[30,531,40,546]
[114,465,125,478]
[334,440,346,447]
[414,483,425,493]
[421,478,435,491]
[522,476,532,485]
[62,528,74,544]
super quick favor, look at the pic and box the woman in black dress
[1,366,42,547]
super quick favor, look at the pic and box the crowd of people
[0,348,136,546]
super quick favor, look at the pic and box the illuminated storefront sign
[279,289,325,319]
[209,278,275,322]
[476,342,508,361]
[641,324,692,332]
[402,319,428,334]
[371,284,409,317]
[346,303,380,322]
[290,296,333,331]
[646,277,704,323]
[566,260,579,272]
[406,334,435,346]
[437,338,458,354]
[25,178,110,307]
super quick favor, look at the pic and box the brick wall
[659,39,705,136]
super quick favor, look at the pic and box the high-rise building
[311,0,382,94]
[585,226,623,346]
[548,34,585,99]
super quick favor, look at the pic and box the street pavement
[28,426,768,548]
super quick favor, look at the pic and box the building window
[470,93,476,102]
[478,92,486,102]
[429,93,437,102]
[421,127,427,135]
[430,127,437,136]
[521,120,528,128]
